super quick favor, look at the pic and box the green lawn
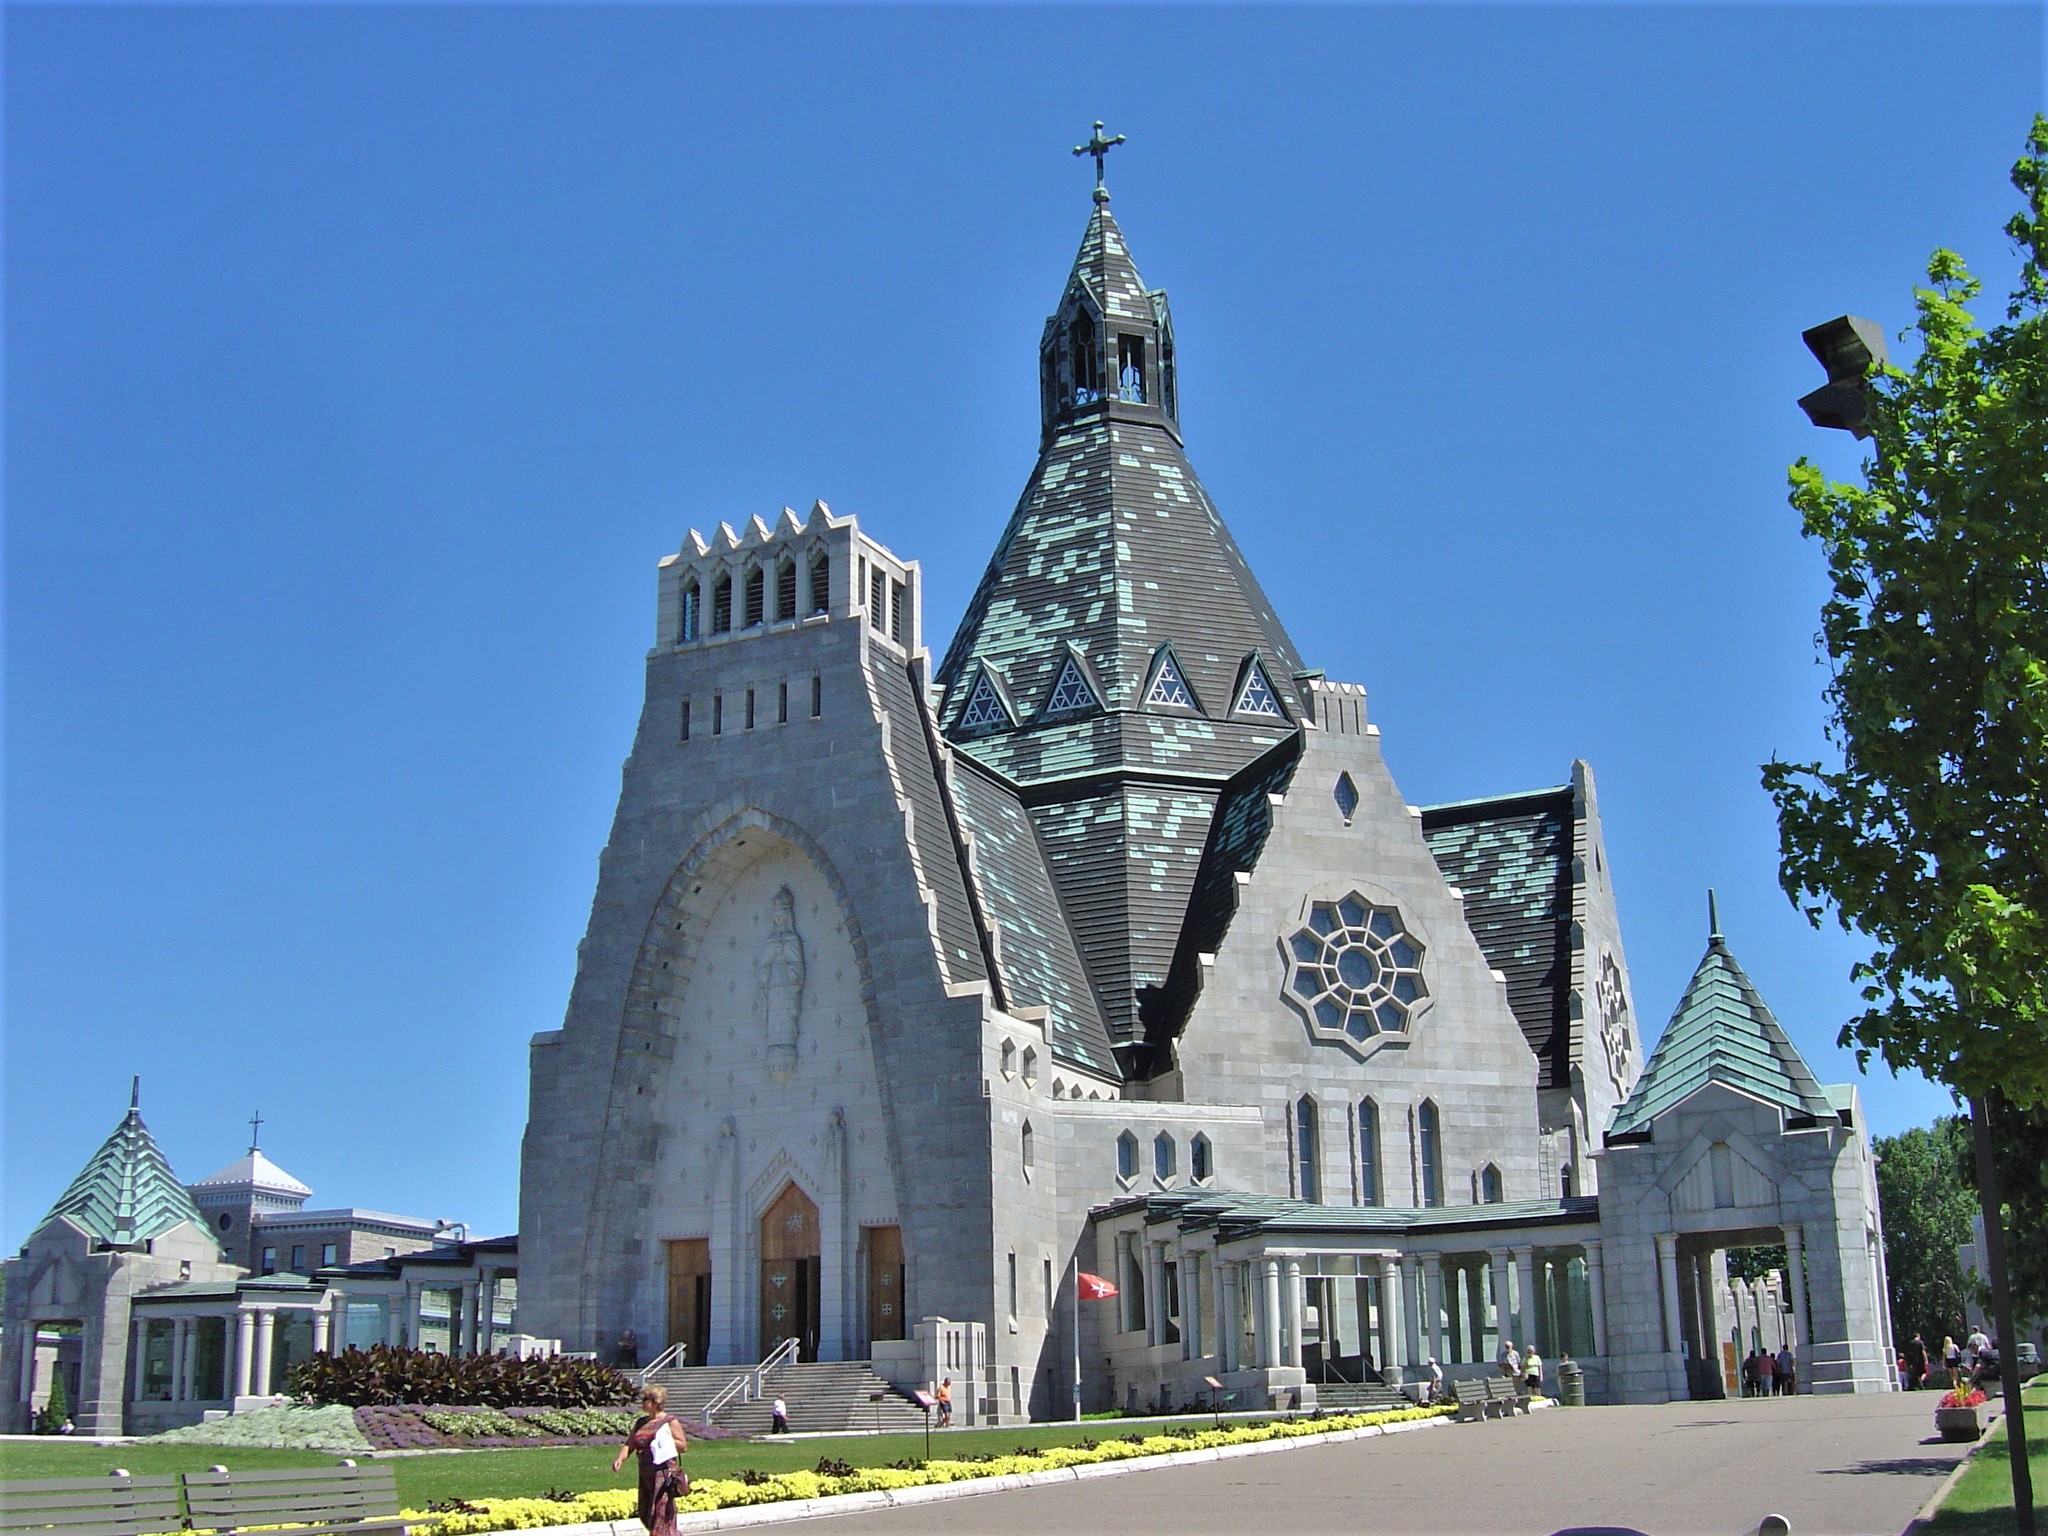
[1929,1379,2048,1534]
[1,1418,1274,1507]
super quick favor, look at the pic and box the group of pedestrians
[1739,1344,1797,1396]
[1497,1340,1545,1394]
[1900,1330,1999,1391]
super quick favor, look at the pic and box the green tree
[38,1362,68,1435]
[1763,117,2048,1528]
[1961,1098,2048,1328]
[1874,1117,1976,1354]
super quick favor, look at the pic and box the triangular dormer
[1142,647,1201,713]
[952,665,1016,736]
[1231,655,1287,721]
[1042,650,1102,719]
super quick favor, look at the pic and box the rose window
[1288,895,1427,1042]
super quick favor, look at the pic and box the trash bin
[1557,1358,1585,1407]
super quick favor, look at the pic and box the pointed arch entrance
[759,1183,821,1361]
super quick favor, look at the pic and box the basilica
[510,158,1896,1421]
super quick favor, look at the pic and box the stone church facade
[515,187,1894,1416]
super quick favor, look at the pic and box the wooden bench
[182,1464,407,1536]
[0,1475,185,1536]
[1451,1379,1491,1422]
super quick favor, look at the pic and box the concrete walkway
[804,1393,1967,1536]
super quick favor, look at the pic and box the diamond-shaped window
[1334,772,1359,820]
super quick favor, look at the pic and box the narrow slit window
[1118,334,1146,403]
[810,674,823,718]
[777,682,789,724]
[745,688,756,730]
[744,567,765,628]
[1419,1100,1444,1208]
[677,581,700,643]
[869,568,887,630]
[1358,1099,1381,1206]
[680,700,692,742]
[890,580,906,644]
[712,693,724,736]
[1295,1096,1321,1203]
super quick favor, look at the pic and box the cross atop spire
[1708,888,1722,941]
[130,1075,141,1114]
[248,1109,264,1152]
[1072,121,1126,205]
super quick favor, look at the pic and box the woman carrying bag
[614,1384,689,1536]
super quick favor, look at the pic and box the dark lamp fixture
[1798,315,1889,437]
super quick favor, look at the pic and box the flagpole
[1071,1255,1082,1421]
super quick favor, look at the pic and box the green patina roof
[1607,919,1836,1138]
[1103,1189,1601,1242]
[40,1093,212,1249]
[1420,787,1574,1089]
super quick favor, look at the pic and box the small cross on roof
[1073,121,1127,204]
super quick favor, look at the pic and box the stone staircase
[1308,1380,1414,1413]
[641,1360,929,1435]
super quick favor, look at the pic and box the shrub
[421,1410,525,1439]
[36,1368,69,1434]
[520,1408,638,1438]
[290,1346,634,1408]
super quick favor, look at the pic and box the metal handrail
[636,1344,685,1383]
[702,1337,803,1422]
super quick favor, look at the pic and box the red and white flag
[1076,1271,1119,1300]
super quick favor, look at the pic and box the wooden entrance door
[666,1240,711,1367]
[865,1225,904,1344]
[759,1183,820,1361]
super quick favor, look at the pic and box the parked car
[2016,1342,2040,1381]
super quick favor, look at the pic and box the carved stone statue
[759,886,807,1081]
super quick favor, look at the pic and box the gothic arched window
[1295,1096,1321,1203]
[1359,1098,1382,1207]
[1419,1100,1444,1208]
[1481,1164,1504,1204]
[711,574,733,634]
[775,557,797,622]
[1068,310,1100,406]
[808,552,830,616]
[743,566,766,628]
[677,579,700,643]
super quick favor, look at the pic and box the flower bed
[402,1406,1456,1534]
[358,1406,717,1452]
[148,1404,372,1453]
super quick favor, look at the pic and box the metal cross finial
[249,1109,264,1152]
[130,1076,141,1113]
[1073,121,1127,204]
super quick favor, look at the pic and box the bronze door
[666,1239,711,1367]
[758,1183,821,1361]
[865,1225,905,1343]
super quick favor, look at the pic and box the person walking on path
[614,1384,688,1536]
[1522,1346,1543,1396]
[1943,1335,1963,1388]
[617,1328,640,1370]
[1741,1350,1760,1398]
[1498,1341,1521,1381]
[1426,1357,1444,1405]
[935,1377,953,1427]
[770,1396,790,1434]
[1756,1346,1776,1396]
[1905,1333,1928,1389]
[1775,1345,1795,1395]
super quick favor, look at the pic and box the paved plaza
[812,1394,1969,1536]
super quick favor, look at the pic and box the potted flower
[1935,1385,1988,1441]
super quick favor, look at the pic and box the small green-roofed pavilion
[38,1081,211,1249]
[1607,896,1837,1139]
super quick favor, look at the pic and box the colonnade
[1653,1224,1809,1392]
[1140,1238,1608,1378]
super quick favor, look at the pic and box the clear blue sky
[6,4,2043,1247]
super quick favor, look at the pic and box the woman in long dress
[614,1384,687,1536]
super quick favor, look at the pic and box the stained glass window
[1286,894,1428,1044]
[1234,662,1285,718]
[1145,653,1195,708]
[958,673,1010,732]
[1046,657,1098,715]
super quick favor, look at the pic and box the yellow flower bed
[402,1406,1456,1534]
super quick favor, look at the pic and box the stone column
[1422,1257,1444,1364]
[1583,1241,1607,1356]
[1145,1243,1169,1349]
[1283,1261,1304,1369]
[1259,1258,1283,1369]
[1512,1246,1537,1355]
[477,1273,495,1356]
[1783,1224,1810,1390]
[1184,1255,1202,1360]
[129,1318,147,1402]
[166,1319,186,1402]
[1378,1258,1402,1375]
[1655,1235,1683,1355]
[327,1291,349,1354]
[234,1309,256,1399]
[18,1325,39,1407]
[254,1310,277,1397]
[405,1285,425,1352]
[1215,1263,1237,1373]
[311,1307,331,1356]
[1400,1257,1422,1367]
[1487,1251,1512,1357]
